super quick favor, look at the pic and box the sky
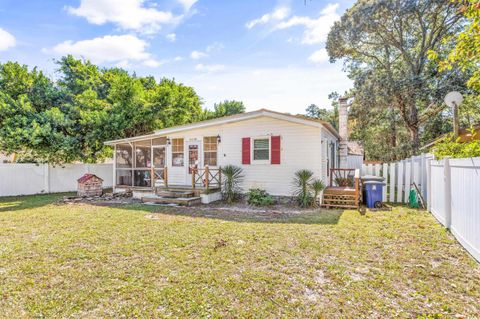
[0,0,354,113]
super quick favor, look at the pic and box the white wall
[0,163,113,197]
[163,116,325,196]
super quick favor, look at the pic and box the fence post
[389,163,395,203]
[426,158,432,212]
[397,161,404,203]
[404,160,411,203]
[444,157,452,229]
[382,163,388,202]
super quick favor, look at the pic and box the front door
[153,146,166,187]
[186,141,201,184]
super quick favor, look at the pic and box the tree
[327,0,466,153]
[0,56,204,164]
[436,0,480,91]
[202,100,245,119]
[305,102,338,130]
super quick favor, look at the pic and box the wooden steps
[156,190,194,198]
[322,187,358,209]
[142,195,201,206]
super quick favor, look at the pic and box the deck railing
[152,167,168,189]
[192,166,222,190]
[329,168,356,187]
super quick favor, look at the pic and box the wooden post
[354,169,360,207]
[329,169,333,186]
[218,167,222,190]
[164,166,168,188]
[192,168,196,189]
[205,166,210,190]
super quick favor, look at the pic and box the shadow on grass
[0,192,74,212]
[117,202,345,225]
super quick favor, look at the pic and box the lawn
[0,194,479,318]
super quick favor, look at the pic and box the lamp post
[444,91,463,138]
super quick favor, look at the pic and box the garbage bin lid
[363,180,386,185]
[361,175,385,181]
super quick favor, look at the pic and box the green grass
[0,194,479,318]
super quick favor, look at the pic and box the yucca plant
[293,169,314,208]
[310,178,325,207]
[221,165,244,203]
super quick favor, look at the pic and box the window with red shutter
[271,136,281,164]
[242,137,251,164]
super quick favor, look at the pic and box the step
[321,204,358,209]
[142,196,202,206]
[156,190,194,198]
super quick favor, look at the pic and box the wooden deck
[322,168,361,209]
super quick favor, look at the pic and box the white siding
[165,116,326,196]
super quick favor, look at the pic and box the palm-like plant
[293,169,314,208]
[221,165,244,203]
[310,178,325,207]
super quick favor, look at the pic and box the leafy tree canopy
[202,100,245,120]
[327,0,469,157]
[0,56,206,164]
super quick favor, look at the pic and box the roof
[104,109,340,145]
[347,141,364,156]
[77,174,103,183]
[420,124,480,151]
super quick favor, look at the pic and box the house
[104,108,345,198]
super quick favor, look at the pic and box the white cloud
[275,3,340,45]
[195,63,225,72]
[0,28,15,51]
[308,49,329,64]
[67,0,181,34]
[51,34,162,67]
[190,42,223,60]
[246,6,290,29]
[174,56,183,61]
[166,33,176,42]
[177,0,197,11]
[190,50,207,60]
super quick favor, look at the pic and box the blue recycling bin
[363,181,385,208]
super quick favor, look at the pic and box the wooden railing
[329,168,356,187]
[151,167,168,189]
[192,166,222,190]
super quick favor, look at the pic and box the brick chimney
[338,97,348,168]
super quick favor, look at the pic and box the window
[172,138,184,166]
[203,136,217,166]
[253,138,270,162]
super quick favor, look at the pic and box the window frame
[171,138,185,167]
[251,136,271,165]
[203,136,218,167]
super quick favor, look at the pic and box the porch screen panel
[133,140,152,187]
[203,136,217,166]
[116,143,133,186]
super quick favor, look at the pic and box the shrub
[247,188,275,206]
[293,169,314,207]
[221,165,244,203]
[432,128,480,159]
[310,179,326,207]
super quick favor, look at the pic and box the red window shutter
[271,136,281,164]
[242,137,251,164]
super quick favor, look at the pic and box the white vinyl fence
[0,163,113,197]
[361,154,432,204]
[361,155,480,262]
[427,157,480,262]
